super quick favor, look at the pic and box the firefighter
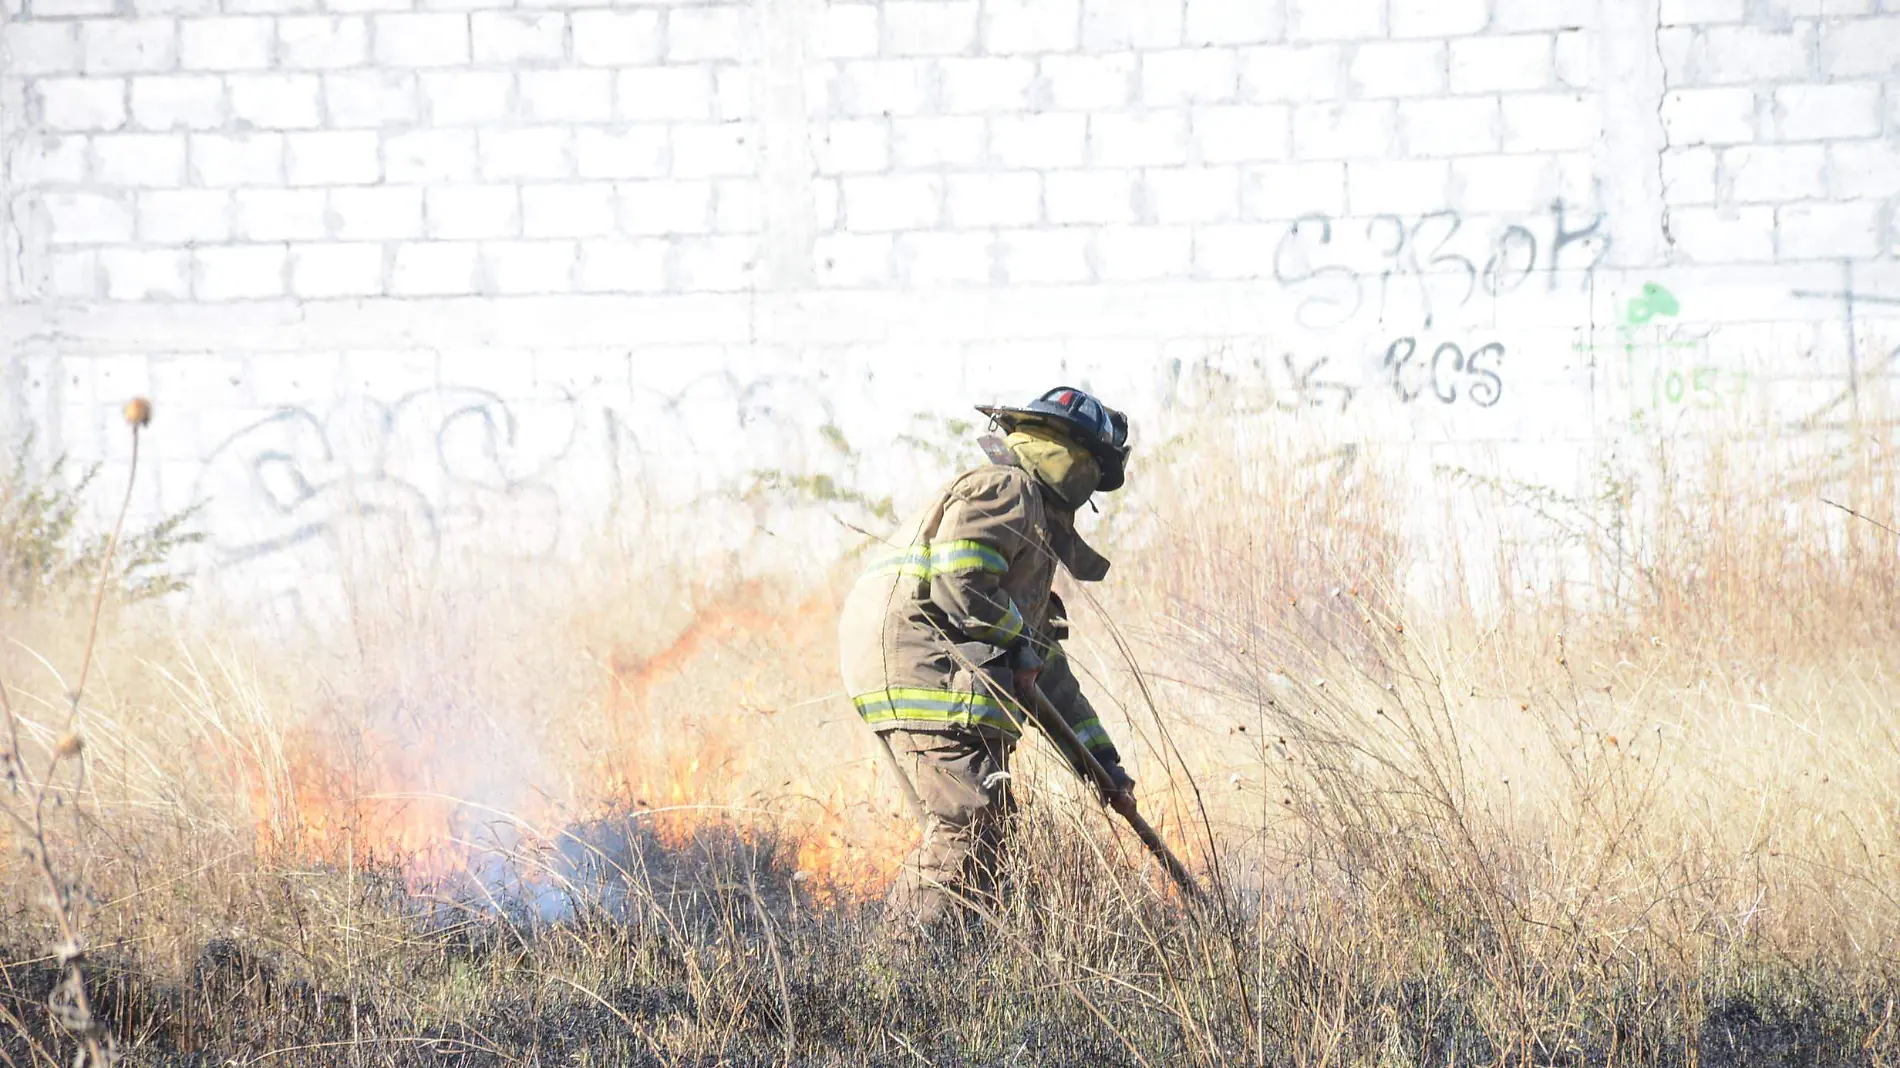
[838,386,1137,930]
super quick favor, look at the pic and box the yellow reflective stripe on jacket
[864,539,1008,580]
[926,539,1007,575]
[853,687,1022,736]
[866,555,933,580]
[1071,716,1114,752]
[966,599,1025,646]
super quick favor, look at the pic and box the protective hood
[1048,507,1111,582]
[1006,427,1101,510]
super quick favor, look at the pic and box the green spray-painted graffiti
[1622,282,1680,327]
[1622,284,1747,425]
[1574,283,1751,426]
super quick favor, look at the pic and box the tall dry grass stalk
[2,406,1897,1065]
[1,397,154,1067]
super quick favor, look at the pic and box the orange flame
[245,721,478,889]
[599,583,913,901]
[235,581,915,903]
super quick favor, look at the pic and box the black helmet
[977,386,1131,492]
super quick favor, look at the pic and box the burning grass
[4,419,1900,1065]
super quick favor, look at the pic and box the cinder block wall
[1,0,1897,613]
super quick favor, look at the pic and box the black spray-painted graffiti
[1273,200,1613,330]
[1161,350,1357,416]
[1265,352,1358,413]
[195,387,569,570]
[1175,335,1510,416]
[1382,338,1506,408]
[1188,203,1618,419]
[189,371,850,621]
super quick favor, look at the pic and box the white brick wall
[391,240,476,294]
[1669,205,1777,261]
[1241,45,1344,102]
[1348,41,1448,98]
[1450,35,1555,93]
[422,71,511,125]
[277,17,367,70]
[228,73,323,129]
[984,0,1078,54]
[235,188,324,240]
[1293,102,1396,159]
[1453,154,1558,211]
[290,241,382,297]
[129,76,224,130]
[990,114,1087,168]
[1502,93,1600,152]
[1398,97,1500,156]
[195,244,286,299]
[1241,161,1346,217]
[1081,0,1182,50]
[37,77,127,130]
[1184,0,1281,45]
[330,186,423,239]
[1288,0,1384,41]
[3,0,1898,592]
[939,56,1037,112]
[427,185,518,239]
[1662,87,1758,145]
[1349,158,1450,214]
[622,180,712,234]
[574,11,663,66]
[192,133,285,186]
[1771,82,1883,138]
[324,71,418,127]
[1193,104,1290,162]
[137,189,230,243]
[1142,49,1239,106]
[1147,165,1240,222]
[578,237,667,292]
[81,19,175,75]
[2,1,1888,304]
[1390,0,1487,38]
[101,247,188,299]
[1723,144,1828,201]
[374,13,469,67]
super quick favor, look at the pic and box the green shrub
[0,439,205,606]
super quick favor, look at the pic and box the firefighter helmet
[977,386,1131,492]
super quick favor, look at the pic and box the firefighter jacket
[838,462,1125,768]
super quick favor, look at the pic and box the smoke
[240,557,908,917]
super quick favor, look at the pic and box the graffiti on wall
[1600,283,1748,428]
[1272,200,1613,331]
[131,204,1897,626]
[187,370,885,622]
[1381,338,1506,408]
[1157,200,1623,421]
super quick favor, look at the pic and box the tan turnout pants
[882,728,1017,930]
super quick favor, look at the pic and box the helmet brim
[974,404,1055,435]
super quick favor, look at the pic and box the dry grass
[3,410,1899,1066]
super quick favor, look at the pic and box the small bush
[0,440,204,606]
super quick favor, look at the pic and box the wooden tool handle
[1025,684,1204,903]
